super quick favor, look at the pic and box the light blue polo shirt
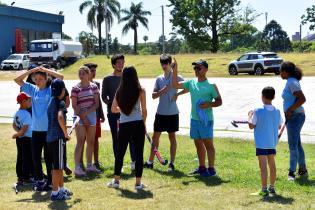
[21,82,51,132]
[282,77,304,113]
[154,73,184,116]
[251,105,282,149]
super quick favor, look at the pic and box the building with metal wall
[0,5,64,62]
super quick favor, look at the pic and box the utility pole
[161,5,165,55]
[105,0,109,57]
[265,12,268,26]
[300,24,302,43]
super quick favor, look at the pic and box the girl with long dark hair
[280,61,308,181]
[107,66,147,189]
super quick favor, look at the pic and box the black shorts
[256,148,276,156]
[48,139,65,170]
[154,114,179,133]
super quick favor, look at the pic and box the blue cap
[51,79,65,97]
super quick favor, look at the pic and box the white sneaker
[107,179,119,188]
[74,167,86,177]
[135,183,146,190]
[130,161,136,171]
[86,165,102,174]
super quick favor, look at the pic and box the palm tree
[143,35,148,44]
[79,0,120,54]
[119,2,151,54]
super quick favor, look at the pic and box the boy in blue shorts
[172,58,222,176]
[47,79,72,201]
[13,92,33,184]
[248,87,283,196]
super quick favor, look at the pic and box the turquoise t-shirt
[182,79,218,121]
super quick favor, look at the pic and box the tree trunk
[97,20,102,54]
[134,27,138,54]
[211,21,219,53]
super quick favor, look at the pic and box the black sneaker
[298,168,308,177]
[34,181,52,192]
[64,166,73,176]
[268,186,276,194]
[143,161,153,169]
[288,171,295,181]
[208,167,217,176]
[168,163,175,172]
[93,162,104,171]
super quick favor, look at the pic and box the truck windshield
[30,42,53,52]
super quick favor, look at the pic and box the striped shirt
[71,82,99,111]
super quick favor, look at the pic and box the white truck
[29,39,82,69]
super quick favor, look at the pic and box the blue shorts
[74,112,97,126]
[190,119,214,140]
[256,148,276,156]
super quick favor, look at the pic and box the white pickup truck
[29,39,82,69]
[0,54,29,70]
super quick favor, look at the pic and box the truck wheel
[18,64,23,70]
[254,65,264,76]
[229,65,238,75]
[55,62,62,70]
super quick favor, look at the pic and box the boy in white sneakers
[248,87,283,196]
[47,79,72,201]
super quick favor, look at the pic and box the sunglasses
[193,66,202,71]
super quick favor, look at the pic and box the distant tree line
[77,0,315,55]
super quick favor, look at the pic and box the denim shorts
[256,148,276,156]
[74,112,97,126]
[190,119,214,140]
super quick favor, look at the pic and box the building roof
[303,33,315,41]
[0,5,64,24]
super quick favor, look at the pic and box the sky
[2,0,314,44]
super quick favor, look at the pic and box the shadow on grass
[74,172,102,181]
[117,188,153,200]
[295,177,315,186]
[16,191,82,209]
[48,198,82,209]
[105,171,135,180]
[261,194,294,205]
[182,175,230,187]
[153,168,187,179]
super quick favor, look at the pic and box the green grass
[0,123,314,209]
[1,53,315,81]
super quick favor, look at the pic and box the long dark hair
[116,66,141,115]
[280,61,303,81]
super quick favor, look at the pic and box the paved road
[1,77,314,143]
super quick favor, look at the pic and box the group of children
[12,53,308,200]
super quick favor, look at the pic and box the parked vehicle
[228,52,283,76]
[29,39,82,69]
[0,54,29,70]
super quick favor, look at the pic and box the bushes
[292,41,315,52]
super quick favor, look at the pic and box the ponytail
[280,61,303,81]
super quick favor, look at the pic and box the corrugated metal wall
[0,6,64,62]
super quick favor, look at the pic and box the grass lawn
[1,53,315,81]
[0,123,314,210]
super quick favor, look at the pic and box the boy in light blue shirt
[12,92,33,184]
[248,87,283,196]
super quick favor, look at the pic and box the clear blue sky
[2,0,314,44]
